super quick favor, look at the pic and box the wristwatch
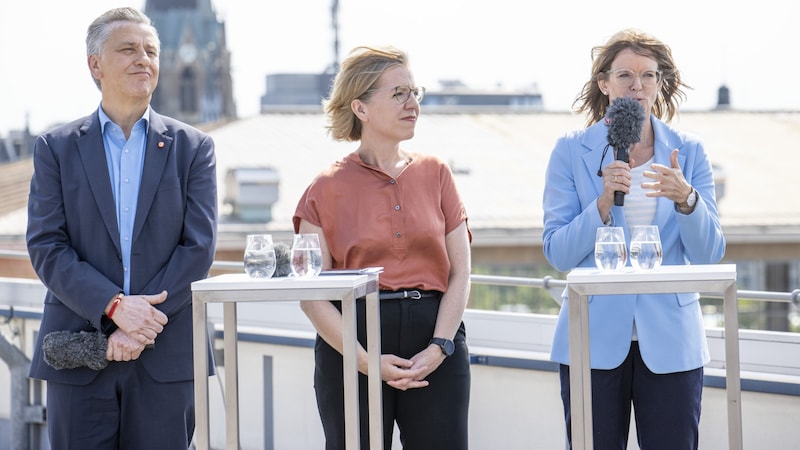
[678,188,698,209]
[429,337,455,357]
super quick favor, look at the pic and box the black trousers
[559,341,703,450]
[313,293,471,450]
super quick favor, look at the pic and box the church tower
[144,0,236,125]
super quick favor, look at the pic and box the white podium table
[191,272,383,450]
[566,264,741,450]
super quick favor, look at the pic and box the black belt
[379,290,441,300]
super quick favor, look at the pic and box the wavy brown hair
[573,29,690,127]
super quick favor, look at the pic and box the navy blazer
[543,116,725,374]
[26,108,217,384]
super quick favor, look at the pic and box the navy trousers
[46,358,194,450]
[559,341,703,450]
[313,294,471,450]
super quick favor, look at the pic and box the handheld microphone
[43,330,109,371]
[605,96,645,206]
[43,329,156,370]
[273,241,292,277]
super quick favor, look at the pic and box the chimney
[224,167,280,223]
[715,85,731,110]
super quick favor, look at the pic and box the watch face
[687,190,697,207]
[443,339,455,356]
[431,338,455,356]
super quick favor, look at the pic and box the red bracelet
[107,293,124,319]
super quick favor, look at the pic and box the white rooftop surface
[3,111,800,238]
[208,110,800,231]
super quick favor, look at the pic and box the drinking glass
[594,227,627,271]
[244,234,277,278]
[290,233,323,277]
[630,225,663,270]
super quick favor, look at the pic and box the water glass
[290,233,323,277]
[594,227,627,271]
[244,234,277,278]
[630,225,663,270]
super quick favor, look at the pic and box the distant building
[0,127,34,163]
[260,73,544,112]
[144,0,236,125]
[0,124,34,217]
[423,79,543,112]
[260,73,335,112]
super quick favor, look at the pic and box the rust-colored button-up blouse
[293,152,470,292]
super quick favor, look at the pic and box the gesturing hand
[642,148,693,203]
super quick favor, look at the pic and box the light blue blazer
[543,116,725,374]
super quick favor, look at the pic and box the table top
[567,264,736,284]
[191,272,378,292]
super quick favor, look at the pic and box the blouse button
[390,179,396,184]
[394,205,400,211]
[395,232,401,238]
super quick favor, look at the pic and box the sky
[1,0,799,135]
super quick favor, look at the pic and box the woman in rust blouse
[293,45,472,450]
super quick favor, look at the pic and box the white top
[623,157,657,227]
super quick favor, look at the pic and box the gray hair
[86,7,159,88]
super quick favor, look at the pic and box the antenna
[329,0,340,73]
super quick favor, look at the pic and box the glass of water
[244,234,277,278]
[594,227,627,271]
[290,233,323,277]
[630,225,663,270]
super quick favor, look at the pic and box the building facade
[144,0,236,125]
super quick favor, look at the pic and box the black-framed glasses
[605,69,662,87]
[365,85,426,104]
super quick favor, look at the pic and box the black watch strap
[429,337,455,357]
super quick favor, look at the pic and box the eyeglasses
[605,69,662,87]
[365,85,426,104]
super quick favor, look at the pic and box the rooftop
[205,110,800,234]
[2,110,799,245]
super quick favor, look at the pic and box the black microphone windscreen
[273,241,292,277]
[606,96,645,158]
[43,330,108,371]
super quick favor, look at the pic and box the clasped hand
[107,290,169,361]
[377,345,446,391]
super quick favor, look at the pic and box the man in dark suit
[26,7,217,449]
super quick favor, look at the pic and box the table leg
[724,283,743,450]
[223,302,240,449]
[567,289,593,450]
[366,289,383,450]
[341,292,359,449]
[193,295,210,450]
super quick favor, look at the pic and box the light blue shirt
[99,106,149,295]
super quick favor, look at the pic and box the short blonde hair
[323,46,408,142]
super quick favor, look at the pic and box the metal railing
[6,250,797,308]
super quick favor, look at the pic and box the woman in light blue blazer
[543,29,725,450]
